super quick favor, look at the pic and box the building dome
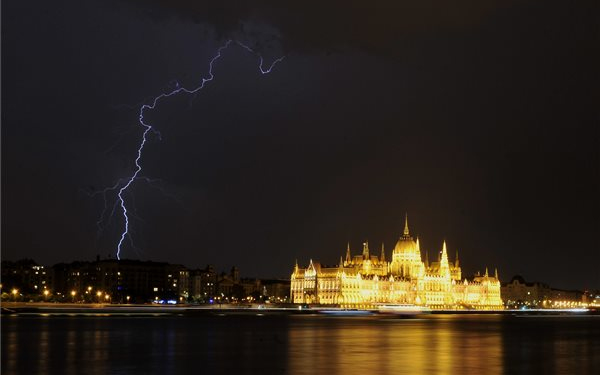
[393,214,417,255]
[394,238,417,254]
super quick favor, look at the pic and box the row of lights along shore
[4,285,134,303]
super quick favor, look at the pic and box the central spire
[403,213,410,236]
[363,240,370,259]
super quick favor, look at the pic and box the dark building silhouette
[2,257,292,304]
[501,275,584,308]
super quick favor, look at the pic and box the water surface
[2,314,599,374]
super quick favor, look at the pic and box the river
[2,313,599,374]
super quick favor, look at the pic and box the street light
[12,288,19,302]
[71,290,77,302]
[43,290,49,299]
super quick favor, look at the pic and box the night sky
[2,0,598,289]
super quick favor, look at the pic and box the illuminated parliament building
[291,217,503,309]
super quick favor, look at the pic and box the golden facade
[291,217,503,309]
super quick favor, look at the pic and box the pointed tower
[425,250,429,268]
[494,268,499,280]
[415,237,425,277]
[345,242,351,264]
[452,249,462,281]
[402,213,410,239]
[338,256,345,274]
[362,241,370,260]
[485,267,489,277]
[440,241,450,278]
[380,243,385,262]
[294,259,299,275]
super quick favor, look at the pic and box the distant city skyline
[1,250,594,295]
[3,254,595,309]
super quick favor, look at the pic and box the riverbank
[1,302,597,317]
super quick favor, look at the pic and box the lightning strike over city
[105,40,285,260]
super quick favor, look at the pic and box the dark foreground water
[2,314,599,374]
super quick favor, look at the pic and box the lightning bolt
[107,39,284,260]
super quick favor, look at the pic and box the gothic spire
[380,243,385,262]
[345,242,351,264]
[403,213,410,236]
[441,241,449,263]
[362,240,370,259]
[440,240,450,277]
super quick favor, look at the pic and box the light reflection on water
[287,316,502,375]
[2,314,599,375]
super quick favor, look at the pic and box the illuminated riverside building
[290,217,503,309]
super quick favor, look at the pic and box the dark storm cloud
[3,0,598,290]
[119,0,521,54]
